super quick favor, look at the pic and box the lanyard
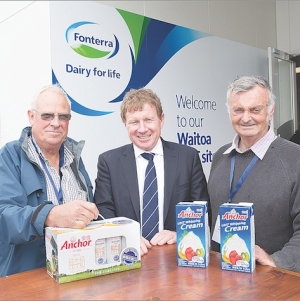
[32,140,65,205]
[229,152,258,203]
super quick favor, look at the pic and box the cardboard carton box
[45,217,141,283]
[176,201,210,268]
[219,202,255,273]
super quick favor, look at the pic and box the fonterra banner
[49,1,268,181]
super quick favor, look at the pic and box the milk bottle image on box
[95,238,106,264]
[219,202,255,273]
[95,236,126,265]
[106,236,125,264]
[176,201,210,268]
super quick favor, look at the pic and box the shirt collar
[224,128,277,160]
[133,138,163,159]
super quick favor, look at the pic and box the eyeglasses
[33,110,71,121]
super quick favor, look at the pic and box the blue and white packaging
[45,217,141,284]
[176,201,210,268]
[219,202,255,273]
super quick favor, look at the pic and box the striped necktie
[141,152,159,240]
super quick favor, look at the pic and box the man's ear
[28,110,35,125]
[268,105,275,121]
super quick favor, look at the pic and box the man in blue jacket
[0,84,99,276]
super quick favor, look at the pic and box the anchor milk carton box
[219,202,255,273]
[45,217,141,284]
[176,201,210,268]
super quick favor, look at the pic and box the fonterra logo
[65,21,119,59]
[178,207,202,218]
[61,235,92,250]
[222,209,248,221]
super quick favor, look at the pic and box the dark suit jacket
[94,139,210,231]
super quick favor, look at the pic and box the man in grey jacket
[208,75,300,272]
[0,84,99,276]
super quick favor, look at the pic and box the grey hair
[31,84,71,110]
[226,75,276,116]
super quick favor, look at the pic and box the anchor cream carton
[45,217,141,284]
[219,202,255,273]
[176,201,210,268]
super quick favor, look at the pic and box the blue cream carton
[219,202,255,273]
[176,201,210,268]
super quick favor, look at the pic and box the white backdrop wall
[98,0,300,55]
[49,1,268,181]
[97,1,277,51]
[0,1,51,145]
[0,1,274,186]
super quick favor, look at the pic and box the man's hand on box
[45,200,99,228]
[150,230,176,246]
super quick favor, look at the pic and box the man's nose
[50,115,61,126]
[137,121,147,131]
[241,110,252,121]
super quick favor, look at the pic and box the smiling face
[124,102,164,151]
[229,85,274,147]
[28,90,71,154]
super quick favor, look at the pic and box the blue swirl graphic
[65,21,96,43]
[109,21,210,103]
[54,16,210,116]
[108,35,119,59]
[52,71,113,116]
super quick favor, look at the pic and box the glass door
[268,47,297,140]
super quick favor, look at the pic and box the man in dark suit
[94,88,210,255]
